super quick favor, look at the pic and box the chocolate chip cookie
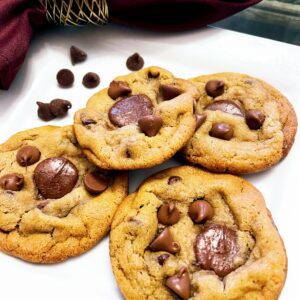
[74,66,199,169]
[0,126,128,263]
[182,72,297,174]
[110,166,287,300]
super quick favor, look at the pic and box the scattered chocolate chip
[245,109,265,130]
[168,176,182,185]
[34,157,78,199]
[165,267,190,300]
[126,53,144,71]
[138,115,162,137]
[205,100,245,117]
[160,84,181,100]
[195,113,207,130]
[194,223,239,277]
[81,118,96,126]
[188,200,213,223]
[70,45,87,65]
[109,94,153,127]
[49,99,72,117]
[16,146,41,167]
[36,199,51,209]
[209,123,233,140]
[56,69,74,87]
[149,227,180,254]
[148,71,160,78]
[205,80,225,98]
[83,171,108,194]
[157,203,180,226]
[0,173,24,191]
[37,102,55,121]
[82,72,100,88]
[108,81,131,100]
[157,254,170,266]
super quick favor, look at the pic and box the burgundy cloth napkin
[0,0,261,90]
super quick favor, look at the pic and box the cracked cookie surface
[0,126,128,263]
[110,166,286,300]
[182,72,297,174]
[74,66,199,170]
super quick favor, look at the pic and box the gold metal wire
[44,0,109,26]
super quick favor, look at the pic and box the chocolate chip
[34,157,78,199]
[56,69,74,87]
[209,123,233,140]
[109,94,153,127]
[148,70,160,78]
[205,100,245,117]
[195,113,207,130]
[157,254,170,266]
[126,53,144,71]
[157,203,180,226]
[36,199,51,209]
[82,72,100,88]
[49,99,72,117]
[83,171,108,194]
[165,267,190,300]
[168,176,182,185]
[245,109,265,130]
[81,118,96,126]
[0,173,24,191]
[194,223,239,277]
[205,80,225,98]
[70,45,87,65]
[188,200,213,223]
[16,146,41,167]
[149,227,180,254]
[160,84,181,100]
[138,115,162,137]
[108,81,131,100]
[37,102,55,121]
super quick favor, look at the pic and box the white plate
[0,25,299,300]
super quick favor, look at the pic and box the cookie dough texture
[74,66,199,170]
[183,72,297,174]
[0,126,128,263]
[110,166,287,300]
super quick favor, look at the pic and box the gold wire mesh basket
[44,0,109,26]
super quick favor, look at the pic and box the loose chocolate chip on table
[34,157,78,199]
[17,146,41,167]
[157,254,170,266]
[126,53,144,71]
[108,81,132,100]
[138,115,162,137]
[70,45,87,65]
[245,109,265,130]
[160,84,181,100]
[82,72,100,88]
[0,173,24,191]
[188,200,213,223]
[56,69,74,87]
[83,171,108,194]
[195,113,207,130]
[194,223,239,277]
[168,176,182,185]
[37,102,55,121]
[209,123,233,140]
[49,99,72,117]
[157,203,180,225]
[109,94,153,127]
[149,227,181,254]
[205,80,225,98]
[205,100,245,117]
[165,267,190,300]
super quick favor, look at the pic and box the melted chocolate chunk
[160,84,181,100]
[205,80,225,98]
[245,109,265,130]
[209,123,233,140]
[16,146,41,167]
[83,171,108,194]
[205,100,245,117]
[157,203,180,225]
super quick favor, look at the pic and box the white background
[0,25,299,299]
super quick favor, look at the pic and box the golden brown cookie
[74,66,199,169]
[0,126,128,263]
[110,166,287,300]
[182,72,297,174]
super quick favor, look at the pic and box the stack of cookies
[0,66,297,300]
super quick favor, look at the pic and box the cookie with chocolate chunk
[110,166,287,300]
[74,66,198,169]
[0,126,128,263]
[182,72,297,174]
